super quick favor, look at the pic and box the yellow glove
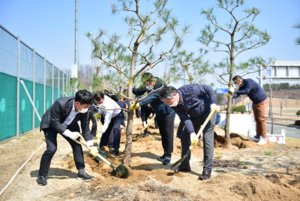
[127,80,134,87]
[190,133,198,146]
[130,101,140,110]
[96,131,103,139]
[228,84,234,97]
[94,113,101,119]
[89,147,98,157]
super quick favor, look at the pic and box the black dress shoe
[37,175,47,186]
[157,154,165,162]
[163,157,171,165]
[174,165,191,173]
[111,150,119,156]
[77,170,94,180]
[199,170,211,180]
[143,132,149,137]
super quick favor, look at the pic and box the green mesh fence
[35,83,44,128]
[54,88,58,101]
[0,25,71,141]
[0,73,17,140]
[46,86,52,111]
[19,79,33,134]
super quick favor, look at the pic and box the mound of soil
[214,135,228,148]
[231,137,276,149]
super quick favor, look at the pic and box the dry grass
[286,137,300,146]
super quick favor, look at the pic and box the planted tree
[198,0,271,144]
[88,0,188,165]
[169,49,211,84]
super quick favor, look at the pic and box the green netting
[59,89,63,98]
[0,26,71,141]
[35,83,44,127]
[0,73,17,140]
[46,86,52,111]
[54,88,58,101]
[19,79,33,134]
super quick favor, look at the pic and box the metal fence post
[52,64,54,104]
[58,70,60,98]
[32,48,35,130]
[16,36,20,137]
[62,73,65,96]
[43,57,46,113]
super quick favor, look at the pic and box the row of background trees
[64,0,299,165]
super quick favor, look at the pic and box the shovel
[133,114,156,141]
[72,135,132,178]
[170,108,217,170]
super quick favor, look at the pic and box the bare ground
[1,120,300,201]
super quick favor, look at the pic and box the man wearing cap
[228,75,269,145]
[130,72,175,165]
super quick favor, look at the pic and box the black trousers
[141,106,155,133]
[88,109,97,136]
[39,126,85,177]
[180,112,216,172]
[100,113,123,151]
[156,113,175,158]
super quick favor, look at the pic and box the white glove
[143,121,147,127]
[190,132,198,146]
[68,131,81,140]
[86,140,94,147]
[228,86,234,95]
[211,103,219,113]
[89,147,98,157]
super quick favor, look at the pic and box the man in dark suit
[37,90,97,186]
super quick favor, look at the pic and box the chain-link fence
[0,25,72,141]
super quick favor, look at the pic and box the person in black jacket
[131,73,175,165]
[88,99,98,138]
[37,90,97,186]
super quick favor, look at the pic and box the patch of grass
[286,137,300,146]
[239,154,244,157]
[241,161,250,166]
[214,152,224,159]
[264,151,276,155]
[215,170,226,173]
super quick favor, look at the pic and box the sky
[1,0,299,89]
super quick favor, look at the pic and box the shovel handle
[140,114,156,134]
[171,108,217,169]
[71,135,117,171]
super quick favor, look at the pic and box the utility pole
[71,0,78,93]
[75,0,78,67]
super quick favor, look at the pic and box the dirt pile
[230,136,276,149]
[266,166,300,189]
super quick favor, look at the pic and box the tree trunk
[123,40,141,164]
[224,35,235,146]
[123,53,136,165]
[119,72,122,95]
